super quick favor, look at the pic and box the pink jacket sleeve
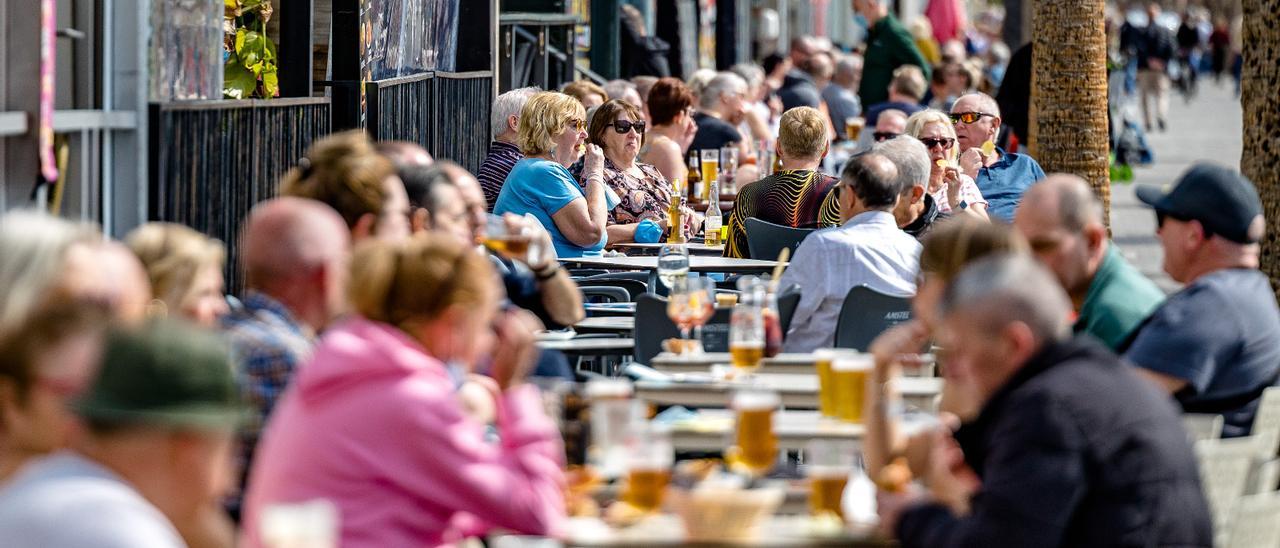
[392,382,566,539]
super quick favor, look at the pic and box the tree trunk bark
[1242,0,1280,295]
[1028,0,1112,227]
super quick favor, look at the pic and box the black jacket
[897,337,1213,548]
[902,194,940,240]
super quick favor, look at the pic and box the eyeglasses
[873,131,900,142]
[610,120,646,134]
[950,112,995,125]
[566,119,586,132]
[919,137,956,150]
[1156,211,1214,238]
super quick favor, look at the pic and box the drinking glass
[804,439,858,519]
[621,423,674,513]
[656,244,690,289]
[718,146,739,192]
[699,149,719,202]
[831,354,873,423]
[731,390,779,477]
[729,301,766,373]
[483,213,535,262]
[667,277,713,351]
[586,379,641,479]
[814,349,861,420]
[845,116,866,142]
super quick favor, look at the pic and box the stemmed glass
[666,277,714,354]
[656,244,690,289]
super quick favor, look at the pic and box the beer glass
[483,213,536,262]
[586,379,641,479]
[814,349,861,419]
[804,439,857,519]
[845,116,866,142]
[729,300,765,373]
[832,354,873,423]
[700,149,719,202]
[732,390,779,476]
[622,423,674,512]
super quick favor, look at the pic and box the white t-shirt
[931,173,988,214]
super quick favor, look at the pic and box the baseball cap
[1135,163,1264,244]
[72,319,244,429]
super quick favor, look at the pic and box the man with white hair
[950,92,1045,222]
[878,255,1211,547]
[689,72,750,159]
[824,53,864,139]
[875,136,938,238]
[478,87,540,209]
[602,80,642,111]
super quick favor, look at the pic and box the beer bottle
[686,151,703,204]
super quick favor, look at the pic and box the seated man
[880,256,1212,547]
[871,109,909,143]
[863,65,927,127]
[477,87,539,210]
[1015,175,1165,350]
[875,135,939,239]
[1126,163,1280,437]
[951,92,1045,222]
[778,152,919,352]
[723,107,840,258]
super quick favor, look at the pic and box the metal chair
[1251,387,1280,457]
[1182,413,1225,444]
[833,286,913,351]
[744,217,816,260]
[1196,436,1263,542]
[574,277,649,302]
[632,294,733,365]
[1224,492,1280,548]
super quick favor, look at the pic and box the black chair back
[633,294,733,364]
[776,284,802,337]
[745,217,817,260]
[833,286,913,350]
[574,277,650,302]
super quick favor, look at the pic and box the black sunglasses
[950,112,995,125]
[1156,211,1214,237]
[610,120,646,134]
[873,131,900,142]
[920,137,956,150]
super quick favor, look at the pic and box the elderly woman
[638,78,697,184]
[574,100,698,245]
[125,222,229,328]
[493,92,608,258]
[904,109,989,222]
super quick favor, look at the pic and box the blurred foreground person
[0,321,243,548]
[240,234,565,547]
[878,256,1212,547]
[280,130,412,243]
[126,223,229,328]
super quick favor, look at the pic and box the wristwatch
[957,200,969,211]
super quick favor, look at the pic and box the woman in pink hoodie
[240,234,565,547]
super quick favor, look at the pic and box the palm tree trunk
[1241,0,1280,294]
[1027,0,1112,227]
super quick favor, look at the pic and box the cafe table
[650,352,821,375]
[634,373,942,411]
[536,337,635,355]
[610,242,726,256]
[491,515,891,547]
[574,316,636,334]
[560,255,781,275]
[666,409,863,452]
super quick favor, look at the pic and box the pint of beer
[804,439,857,519]
[733,391,779,475]
[700,150,719,202]
[621,423,673,512]
[845,117,866,142]
[814,349,860,419]
[729,302,766,372]
[831,354,873,423]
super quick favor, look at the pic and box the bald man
[950,92,1045,222]
[1014,175,1164,350]
[221,197,351,519]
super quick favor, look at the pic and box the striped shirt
[723,169,842,258]
[478,141,523,211]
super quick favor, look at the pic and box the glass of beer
[700,149,719,202]
[814,349,860,420]
[621,423,673,513]
[845,116,866,142]
[804,439,857,519]
[729,301,766,373]
[831,354,873,423]
[482,213,534,262]
[732,390,779,477]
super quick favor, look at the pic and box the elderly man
[478,87,540,209]
[852,0,931,107]
[603,79,643,110]
[863,65,927,127]
[875,136,938,239]
[1015,175,1164,350]
[778,36,823,111]
[723,107,839,258]
[951,92,1045,222]
[689,72,751,159]
[1125,163,1280,437]
[779,152,919,352]
[0,321,245,547]
[824,53,864,140]
[879,256,1212,547]
[872,109,909,144]
[222,197,351,518]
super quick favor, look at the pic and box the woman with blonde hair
[125,222,228,328]
[904,109,989,221]
[493,91,609,258]
[240,233,563,547]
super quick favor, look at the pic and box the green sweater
[1074,245,1166,350]
[857,14,932,107]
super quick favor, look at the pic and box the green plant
[224,0,279,99]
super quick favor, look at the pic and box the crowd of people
[0,1,1272,546]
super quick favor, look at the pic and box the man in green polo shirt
[1014,174,1165,349]
[852,0,932,107]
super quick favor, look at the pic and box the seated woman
[240,234,564,547]
[904,110,989,221]
[494,92,609,258]
[125,222,229,328]
[638,78,698,184]
[863,218,1025,512]
[573,100,698,245]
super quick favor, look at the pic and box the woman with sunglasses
[493,92,608,258]
[904,109,989,222]
[573,99,699,245]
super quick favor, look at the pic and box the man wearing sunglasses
[1124,163,1280,438]
[950,92,1045,223]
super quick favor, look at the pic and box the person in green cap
[0,320,243,548]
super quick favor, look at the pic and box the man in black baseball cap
[1123,163,1280,437]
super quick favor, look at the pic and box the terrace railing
[365,70,493,174]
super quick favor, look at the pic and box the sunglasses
[566,119,586,132]
[610,120,646,134]
[1156,211,1214,237]
[920,137,956,150]
[950,112,995,125]
[873,131,900,142]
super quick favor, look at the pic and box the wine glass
[667,277,713,354]
[656,244,690,289]
[687,278,717,344]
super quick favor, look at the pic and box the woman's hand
[583,144,605,182]
[680,116,698,151]
[942,167,964,210]
[487,309,543,391]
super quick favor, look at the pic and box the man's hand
[504,213,556,270]
[926,426,982,515]
[876,482,929,538]
[868,320,932,380]
[958,148,992,179]
[487,309,543,391]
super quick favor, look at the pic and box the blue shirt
[972,147,1046,222]
[493,158,606,258]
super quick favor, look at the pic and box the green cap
[73,320,244,429]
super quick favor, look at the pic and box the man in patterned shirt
[222,197,350,519]
[723,106,841,258]
[478,87,540,209]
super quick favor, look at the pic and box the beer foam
[832,354,872,371]
[805,464,853,478]
[732,390,779,410]
[586,378,634,398]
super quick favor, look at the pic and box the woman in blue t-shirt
[493,92,608,258]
